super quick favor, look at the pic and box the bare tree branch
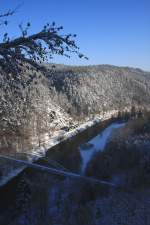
[0,20,88,76]
[0,9,15,18]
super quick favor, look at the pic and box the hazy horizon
[45,62,150,72]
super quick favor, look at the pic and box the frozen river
[80,122,126,174]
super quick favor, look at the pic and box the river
[80,122,126,174]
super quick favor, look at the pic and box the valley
[0,64,150,225]
[1,114,150,225]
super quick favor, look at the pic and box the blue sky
[1,0,150,70]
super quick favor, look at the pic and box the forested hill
[0,63,150,152]
[46,64,150,118]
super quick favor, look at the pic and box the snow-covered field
[80,122,126,174]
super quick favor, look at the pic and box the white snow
[0,118,123,186]
[28,118,101,158]
[80,122,126,174]
[0,118,101,187]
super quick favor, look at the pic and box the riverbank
[0,117,117,187]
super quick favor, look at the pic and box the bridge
[0,153,117,188]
